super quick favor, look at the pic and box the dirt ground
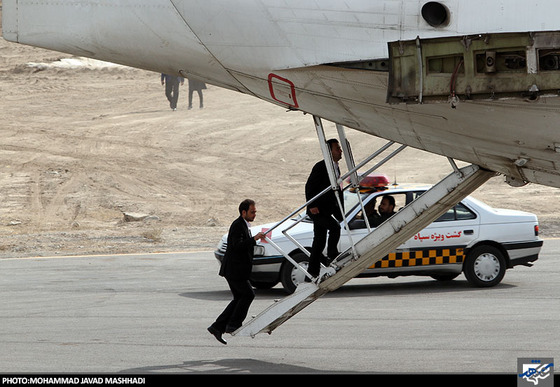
[1,14,559,259]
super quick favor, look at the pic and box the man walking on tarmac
[160,73,184,110]
[208,199,266,345]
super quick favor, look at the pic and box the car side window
[455,203,477,220]
[435,202,476,222]
[349,192,408,229]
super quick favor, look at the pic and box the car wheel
[280,252,309,294]
[430,273,460,282]
[463,245,506,287]
[250,280,277,290]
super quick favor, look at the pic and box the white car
[215,182,542,294]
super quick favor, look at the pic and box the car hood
[217,217,313,245]
[249,217,313,241]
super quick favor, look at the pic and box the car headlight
[217,238,227,251]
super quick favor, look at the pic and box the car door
[341,189,480,272]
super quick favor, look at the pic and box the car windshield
[296,190,369,223]
[463,195,493,212]
[344,190,369,216]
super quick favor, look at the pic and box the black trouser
[188,89,203,108]
[308,213,341,277]
[211,278,254,333]
[165,80,180,109]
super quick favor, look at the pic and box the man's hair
[239,199,255,215]
[326,138,339,149]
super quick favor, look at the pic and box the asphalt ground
[0,239,558,380]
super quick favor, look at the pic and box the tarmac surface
[0,239,559,376]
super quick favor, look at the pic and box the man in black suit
[160,73,184,110]
[305,139,344,280]
[208,199,266,345]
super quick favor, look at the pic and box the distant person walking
[161,74,184,111]
[188,78,206,109]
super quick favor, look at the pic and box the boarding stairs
[233,117,495,338]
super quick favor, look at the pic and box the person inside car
[371,195,396,227]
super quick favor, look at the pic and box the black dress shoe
[207,326,227,345]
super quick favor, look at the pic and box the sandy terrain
[1,11,558,258]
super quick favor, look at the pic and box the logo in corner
[518,358,554,387]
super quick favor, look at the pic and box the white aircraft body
[2,0,560,189]
[3,1,560,189]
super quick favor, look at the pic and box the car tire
[280,252,310,294]
[250,280,277,290]
[463,245,506,287]
[430,273,460,282]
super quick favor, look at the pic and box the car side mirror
[348,219,366,230]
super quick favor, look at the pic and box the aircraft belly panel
[232,65,560,188]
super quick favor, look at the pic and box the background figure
[161,74,184,110]
[208,199,265,345]
[188,78,207,109]
[373,195,396,226]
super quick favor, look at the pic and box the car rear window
[435,202,476,222]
